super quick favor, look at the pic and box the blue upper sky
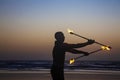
[0,0,120,60]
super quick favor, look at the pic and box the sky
[0,0,120,61]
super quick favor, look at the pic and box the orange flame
[67,28,73,34]
[69,58,75,64]
[101,46,111,51]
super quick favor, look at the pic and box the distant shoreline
[0,69,120,74]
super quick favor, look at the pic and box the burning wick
[69,58,75,64]
[101,46,111,51]
[67,28,73,34]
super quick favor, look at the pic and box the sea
[0,60,120,71]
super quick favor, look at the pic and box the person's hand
[87,39,95,45]
[84,52,89,56]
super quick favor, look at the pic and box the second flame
[67,28,73,34]
[69,58,75,64]
[101,46,111,51]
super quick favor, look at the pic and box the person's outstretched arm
[64,39,95,49]
[67,48,89,56]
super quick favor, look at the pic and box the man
[51,31,95,80]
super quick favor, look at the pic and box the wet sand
[0,70,120,80]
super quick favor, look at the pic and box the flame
[67,28,73,34]
[69,58,75,64]
[101,46,111,51]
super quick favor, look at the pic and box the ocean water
[0,60,120,71]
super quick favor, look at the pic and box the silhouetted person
[51,31,95,80]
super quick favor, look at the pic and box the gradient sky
[0,0,120,61]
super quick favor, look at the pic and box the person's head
[55,31,65,43]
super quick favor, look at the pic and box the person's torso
[52,42,66,67]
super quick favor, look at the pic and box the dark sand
[0,70,120,80]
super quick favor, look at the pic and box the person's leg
[51,67,64,80]
[51,68,56,80]
[50,68,54,80]
[59,69,64,80]
[51,67,59,80]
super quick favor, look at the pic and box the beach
[0,70,120,80]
